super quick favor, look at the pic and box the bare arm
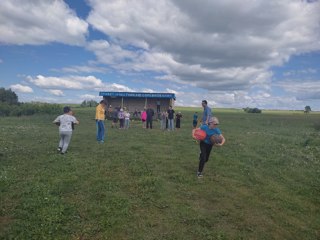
[216,134,225,146]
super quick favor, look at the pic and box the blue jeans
[96,120,105,141]
[168,119,174,130]
[124,119,130,129]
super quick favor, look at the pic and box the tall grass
[0,102,61,116]
[1,107,319,239]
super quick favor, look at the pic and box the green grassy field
[1,107,319,239]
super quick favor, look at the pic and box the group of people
[52,99,225,178]
[140,105,184,131]
[110,107,131,130]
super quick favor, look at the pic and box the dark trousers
[198,141,213,172]
[119,119,124,128]
[146,118,153,129]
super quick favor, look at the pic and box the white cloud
[86,0,320,93]
[59,65,107,74]
[141,88,155,93]
[108,83,134,92]
[80,94,98,100]
[46,89,64,96]
[3,0,319,110]
[10,84,33,93]
[275,79,320,100]
[86,40,141,67]
[165,88,178,95]
[0,0,88,45]
[283,68,318,76]
[26,75,104,90]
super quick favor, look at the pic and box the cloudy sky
[1,0,320,110]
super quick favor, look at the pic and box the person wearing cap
[95,100,107,143]
[197,116,225,178]
[53,106,79,154]
[201,100,212,125]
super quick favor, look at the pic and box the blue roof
[99,92,176,99]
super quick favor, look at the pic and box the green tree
[0,88,19,105]
[81,99,98,107]
[304,106,311,113]
[243,107,262,113]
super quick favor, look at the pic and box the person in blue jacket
[197,116,225,178]
[201,100,212,125]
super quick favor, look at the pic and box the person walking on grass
[53,106,79,154]
[95,100,106,143]
[193,112,198,128]
[195,116,225,178]
[201,100,212,125]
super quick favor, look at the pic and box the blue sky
[1,0,320,110]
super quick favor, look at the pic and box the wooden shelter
[99,92,176,114]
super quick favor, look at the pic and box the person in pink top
[141,107,147,128]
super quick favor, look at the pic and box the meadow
[1,107,319,239]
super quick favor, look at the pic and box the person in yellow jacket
[95,100,106,143]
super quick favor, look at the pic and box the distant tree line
[243,107,262,113]
[80,100,98,107]
[0,88,61,117]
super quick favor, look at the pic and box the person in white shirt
[53,106,79,154]
[124,110,131,129]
